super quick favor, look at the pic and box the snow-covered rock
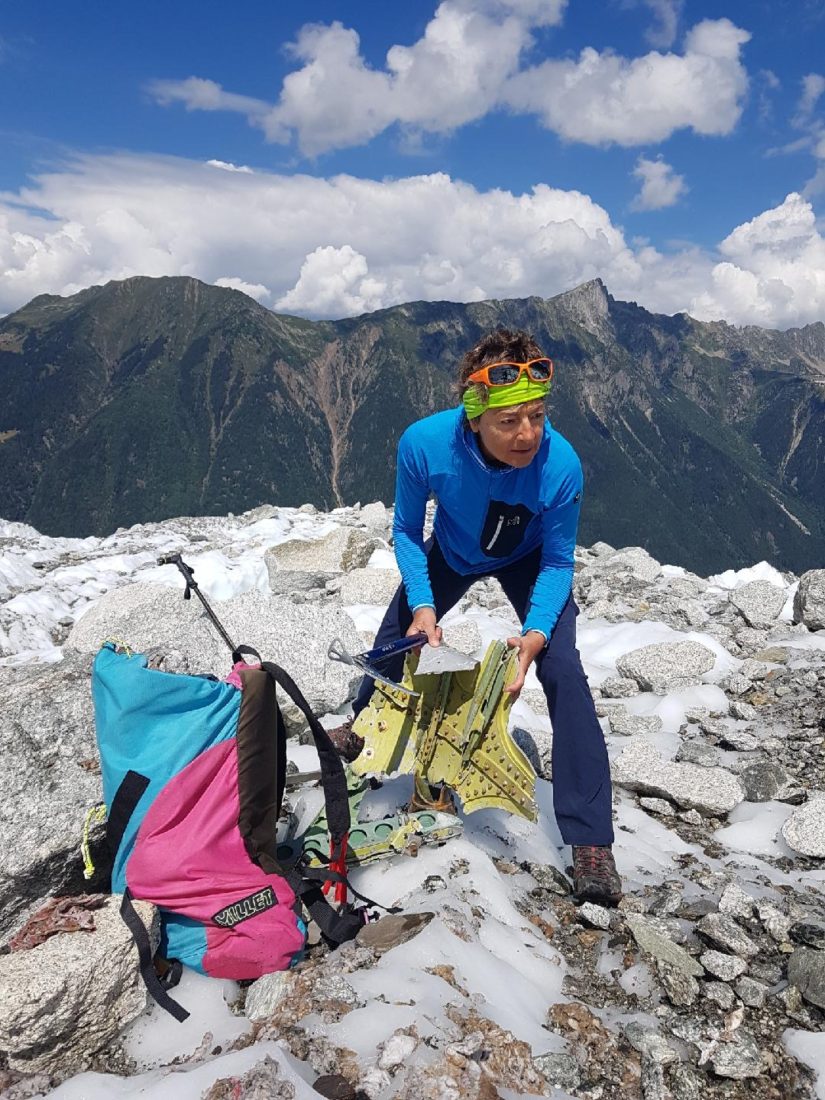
[1,507,824,1098]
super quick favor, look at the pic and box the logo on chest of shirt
[480,500,536,558]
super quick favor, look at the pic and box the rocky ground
[0,503,824,1099]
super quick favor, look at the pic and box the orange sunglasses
[466,357,554,388]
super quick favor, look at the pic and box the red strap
[321,833,349,904]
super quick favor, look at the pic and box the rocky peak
[553,277,611,336]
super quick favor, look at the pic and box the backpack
[92,641,362,1021]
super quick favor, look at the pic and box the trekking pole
[157,553,243,660]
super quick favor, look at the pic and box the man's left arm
[505,469,582,694]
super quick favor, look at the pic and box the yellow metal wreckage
[281,641,538,869]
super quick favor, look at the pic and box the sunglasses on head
[466,357,554,388]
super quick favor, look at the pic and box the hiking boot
[326,718,365,763]
[571,845,623,906]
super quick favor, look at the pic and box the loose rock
[696,913,759,958]
[788,947,825,1009]
[0,896,155,1076]
[608,710,663,737]
[729,581,787,628]
[708,1030,763,1079]
[613,738,744,815]
[625,915,704,977]
[616,640,716,694]
[700,950,747,981]
[782,797,825,857]
[794,569,825,630]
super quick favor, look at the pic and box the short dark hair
[456,328,545,400]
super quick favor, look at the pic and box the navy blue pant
[352,540,614,846]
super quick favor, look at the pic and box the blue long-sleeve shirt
[393,407,583,639]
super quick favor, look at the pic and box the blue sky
[1,0,823,327]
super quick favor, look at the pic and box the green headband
[462,373,551,420]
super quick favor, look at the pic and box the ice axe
[156,553,262,665]
[328,632,477,696]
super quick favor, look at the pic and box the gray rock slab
[244,971,293,1021]
[0,896,156,1075]
[723,672,753,696]
[613,738,744,815]
[794,569,825,631]
[782,798,825,857]
[737,658,774,681]
[717,727,759,752]
[718,883,755,920]
[67,583,363,714]
[625,914,704,977]
[337,567,400,607]
[599,675,640,698]
[657,961,700,1006]
[355,911,434,955]
[739,760,791,802]
[533,1052,581,1091]
[268,569,337,595]
[709,1031,763,1079]
[623,1022,678,1065]
[359,501,390,532]
[754,646,790,663]
[700,950,747,981]
[735,976,768,1008]
[703,981,736,1010]
[616,640,716,694]
[676,741,722,768]
[265,527,380,575]
[0,654,102,937]
[697,913,759,958]
[756,901,792,943]
[577,902,611,929]
[608,710,663,737]
[639,796,676,817]
[729,581,787,628]
[788,948,825,1009]
[600,546,663,583]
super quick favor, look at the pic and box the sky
[0,0,824,328]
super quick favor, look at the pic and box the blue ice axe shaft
[327,632,427,696]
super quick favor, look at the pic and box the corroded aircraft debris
[351,640,538,822]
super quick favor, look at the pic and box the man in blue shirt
[333,328,621,905]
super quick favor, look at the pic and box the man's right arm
[392,430,441,645]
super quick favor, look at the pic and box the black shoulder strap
[120,890,190,1022]
[260,661,350,845]
[106,770,150,859]
[233,643,263,664]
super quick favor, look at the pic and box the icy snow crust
[1,506,823,1097]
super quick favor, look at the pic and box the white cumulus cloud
[641,0,683,48]
[207,160,254,174]
[276,245,391,316]
[796,72,825,123]
[504,18,750,146]
[214,277,270,301]
[149,9,748,154]
[0,154,822,329]
[631,156,688,210]
[688,193,825,326]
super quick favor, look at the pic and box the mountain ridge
[1,275,823,575]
